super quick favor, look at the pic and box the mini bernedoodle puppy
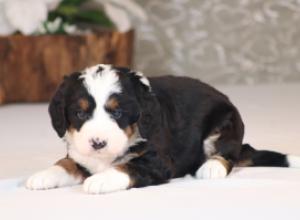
[26,64,300,194]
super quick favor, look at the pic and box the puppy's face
[49,65,149,158]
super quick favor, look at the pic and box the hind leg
[196,156,232,179]
[196,110,244,179]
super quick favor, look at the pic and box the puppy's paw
[83,168,130,194]
[26,166,80,190]
[196,159,228,179]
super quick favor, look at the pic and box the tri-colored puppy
[26,64,300,194]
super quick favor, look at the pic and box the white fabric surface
[0,83,300,219]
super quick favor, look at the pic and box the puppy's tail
[237,144,300,168]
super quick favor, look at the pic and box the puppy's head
[49,64,151,157]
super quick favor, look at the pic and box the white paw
[83,168,130,194]
[196,159,228,179]
[26,166,81,190]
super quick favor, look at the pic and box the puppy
[26,64,300,194]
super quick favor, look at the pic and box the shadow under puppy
[26,64,300,194]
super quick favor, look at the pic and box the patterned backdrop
[134,0,300,85]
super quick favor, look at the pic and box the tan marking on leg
[236,159,253,167]
[210,155,233,174]
[55,158,86,181]
[115,165,134,188]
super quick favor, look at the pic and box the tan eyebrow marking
[106,97,119,110]
[79,98,89,111]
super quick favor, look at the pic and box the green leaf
[56,5,79,17]
[49,5,80,24]
[74,10,114,27]
[46,0,114,31]
[59,0,88,7]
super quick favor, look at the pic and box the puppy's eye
[76,110,89,120]
[111,108,122,119]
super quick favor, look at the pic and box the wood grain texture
[0,30,134,104]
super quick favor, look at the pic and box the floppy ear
[48,78,68,138]
[131,75,160,139]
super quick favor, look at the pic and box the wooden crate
[0,30,134,104]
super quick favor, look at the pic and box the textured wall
[134,0,300,85]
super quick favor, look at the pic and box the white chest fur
[68,148,115,174]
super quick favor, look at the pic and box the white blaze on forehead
[80,64,121,106]
[70,64,128,165]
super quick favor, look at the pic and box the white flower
[63,23,78,34]
[0,0,146,35]
[0,2,15,35]
[94,0,147,32]
[37,23,47,35]
[38,18,78,35]
[4,0,48,35]
[47,17,62,33]
[0,0,61,36]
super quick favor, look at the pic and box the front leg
[26,157,89,190]
[83,168,131,194]
[83,151,172,194]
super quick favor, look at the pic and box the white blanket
[1,84,300,220]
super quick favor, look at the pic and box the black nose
[89,138,107,150]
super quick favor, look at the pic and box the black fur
[49,73,96,136]
[49,67,291,190]
[118,75,244,184]
[105,93,140,130]
[239,144,289,167]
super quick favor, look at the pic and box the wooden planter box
[0,30,134,104]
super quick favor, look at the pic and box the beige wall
[134,0,300,85]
